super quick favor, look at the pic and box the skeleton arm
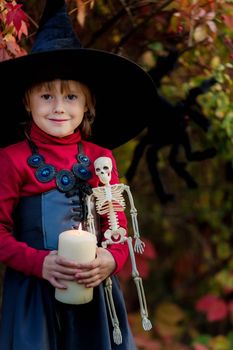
[86,193,96,236]
[123,184,145,254]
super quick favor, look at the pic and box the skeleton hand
[134,238,145,254]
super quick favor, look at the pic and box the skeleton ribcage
[93,185,126,215]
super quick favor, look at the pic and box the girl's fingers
[75,268,98,280]
[76,262,96,269]
[50,277,67,289]
[77,276,101,288]
[53,271,75,280]
[75,269,103,287]
[54,265,78,275]
[55,256,79,267]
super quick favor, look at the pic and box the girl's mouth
[49,118,69,122]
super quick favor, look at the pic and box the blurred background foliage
[1,1,233,349]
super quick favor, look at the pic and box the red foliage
[5,3,28,32]
[0,1,29,60]
[221,14,233,30]
[193,344,208,350]
[196,294,228,322]
[196,294,219,312]
[207,299,228,322]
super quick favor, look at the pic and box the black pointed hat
[0,0,158,149]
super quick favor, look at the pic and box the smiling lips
[49,118,69,122]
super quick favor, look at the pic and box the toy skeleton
[86,156,152,344]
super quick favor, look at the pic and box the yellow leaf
[208,335,230,350]
[154,301,185,325]
[140,51,156,69]
[155,320,182,338]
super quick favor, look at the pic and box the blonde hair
[24,80,96,139]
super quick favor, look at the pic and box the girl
[0,78,133,349]
[0,0,157,349]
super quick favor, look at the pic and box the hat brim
[0,48,158,149]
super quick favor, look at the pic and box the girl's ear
[84,105,88,112]
[23,95,31,112]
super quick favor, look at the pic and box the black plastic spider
[125,51,217,203]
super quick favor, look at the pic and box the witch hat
[0,0,158,149]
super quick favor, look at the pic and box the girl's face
[25,80,88,138]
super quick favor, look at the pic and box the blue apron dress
[0,189,136,350]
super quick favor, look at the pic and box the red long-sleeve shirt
[0,123,129,278]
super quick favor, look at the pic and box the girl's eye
[66,94,77,101]
[41,94,52,100]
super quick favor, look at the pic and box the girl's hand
[42,250,78,289]
[74,247,116,287]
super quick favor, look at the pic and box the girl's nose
[53,97,65,113]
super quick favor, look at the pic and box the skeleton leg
[104,277,122,345]
[101,231,126,344]
[127,237,152,331]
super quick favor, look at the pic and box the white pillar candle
[55,228,97,305]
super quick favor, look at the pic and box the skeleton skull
[94,157,112,185]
